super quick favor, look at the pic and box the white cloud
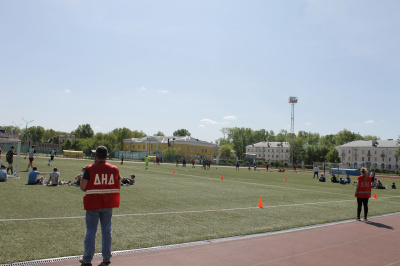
[139,86,147,91]
[64,89,71,93]
[365,120,374,124]
[198,124,205,128]
[201,118,218,124]
[158,90,169,94]
[305,122,312,126]
[223,115,236,120]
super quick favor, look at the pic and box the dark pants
[357,198,369,219]
[313,172,318,178]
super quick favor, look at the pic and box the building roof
[124,136,219,147]
[337,139,398,148]
[246,141,290,148]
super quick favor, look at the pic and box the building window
[375,157,377,161]
[178,147,181,150]
[349,150,351,154]
[191,147,193,152]
[150,144,153,150]
[276,155,278,158]
[143,145,145,149]
[389,158,391,162]
[348,157,350,161]
[362,157,364,161]
[389,164,392,169]
[389,150,392,155]
[362,150,365,155]
[375,150,377,155]
[138,145,140,149]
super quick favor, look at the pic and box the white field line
[1,196,400,222]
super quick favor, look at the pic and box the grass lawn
[1,157,399,264]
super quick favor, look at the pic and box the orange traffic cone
[388,178,391,182]
[221,175,224,180]
[285,177,287,181]
[258,197,263,208]
[173,170,175,174]
[373,192,377,199]
[117,163,119,167]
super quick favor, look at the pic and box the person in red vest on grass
[354,167,371,222]
[80,146,121,266]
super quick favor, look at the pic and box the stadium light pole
[288,97,298,166]
[22,118,34,143]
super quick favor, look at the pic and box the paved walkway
[23,213,400,266]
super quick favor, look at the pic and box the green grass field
[1,157,399,264]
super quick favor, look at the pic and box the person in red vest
[80,146,121,266]
[354,168,371,221]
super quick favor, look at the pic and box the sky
[1,0,399,143]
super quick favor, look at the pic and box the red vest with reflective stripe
[357,175,371,198]
[83,161,120,210]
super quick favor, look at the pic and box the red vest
[83,161,120,210]
[357,175,371,198]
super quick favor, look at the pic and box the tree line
[2,124,398,164]
[1,124,191,156]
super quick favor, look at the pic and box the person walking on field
[6,146,16,175]
[25,145,37,171]
[145,155,149,170]
[120,153,124,165]
[80,146,121,266]
[354,167,372,221]
[313,164,319,178]
[48,148,57,166]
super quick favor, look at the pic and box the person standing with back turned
[354,167,371,221]
[80,146,121,266]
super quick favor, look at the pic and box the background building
[122,136,219,160]
[336,139,399,171]
[245,142,290,164]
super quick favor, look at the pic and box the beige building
[245,142,290,163]
[336,139,399,171]
[122,136,219,159]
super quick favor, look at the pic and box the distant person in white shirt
[48,148,57,166]
[25,145,38,171]
[47,168,61,186]
[313,165,319,178]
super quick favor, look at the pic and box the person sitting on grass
[27,167,48,185]
[70,167,86,186]
[331,174,339,183]
[376,180,385,189]
[391,182,396,189]
[121,174,135,186]
[345,174,351,184]
[339,177,346,184]
[0,164,8,182]
[319,174,326,182]
[47,167,70,186]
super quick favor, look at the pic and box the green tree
[154,131,165,136]
[63,139,73,150]
[173,129,191,137]
[275,129,288,142]
[25,126,45,142]
[326,148,340,163]
[334,129,363,146]
[162,147,179,162]
[219,144,234,159]
[73,124,94,139]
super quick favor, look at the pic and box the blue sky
[1,0,399,143]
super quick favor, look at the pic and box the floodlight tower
[288,97,298,165]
